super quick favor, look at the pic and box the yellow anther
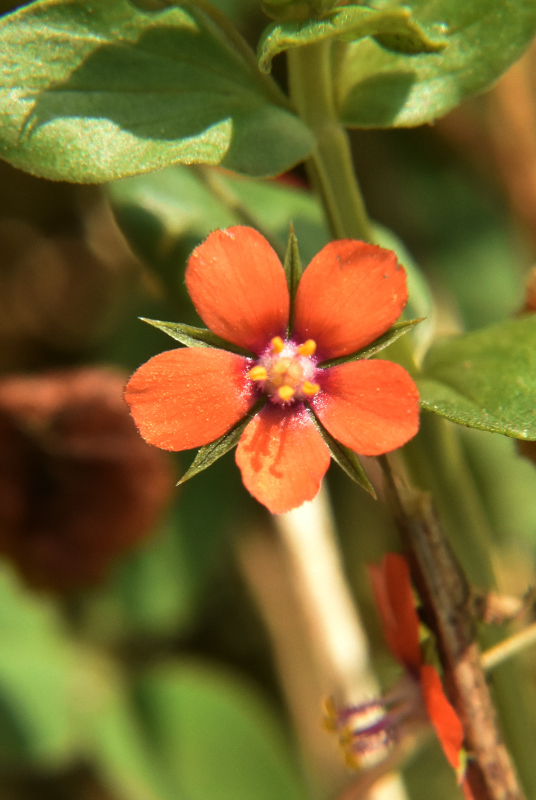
[271,336,285,353]
[278,385,295,402]
[248,366,268,381]
[273,357,291,375]
[302,381,320,396]
[298,339,317,357]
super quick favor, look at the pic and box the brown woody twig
[379,455,525,800]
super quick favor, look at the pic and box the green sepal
[418,315,536,439]
[177,399,266,486]
[307,410,376,498]
[283,224,302,334]
[319,318,423,369]
[257,6,445,73]
[140,318,255,357]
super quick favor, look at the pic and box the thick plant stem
[238,489,411,800]
[288,43,373,243]
[273,488,410,800]
[380,456,525,800]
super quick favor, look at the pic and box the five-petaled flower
[325,554,464,777]
[125,226,420,514]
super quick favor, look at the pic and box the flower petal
[420,664,464,771]
[186,226,289,354]
[368,554,422,672]
[311,360,419,456]
[293,240,407,360]
[124,348,256,451]
[235,403,330,514]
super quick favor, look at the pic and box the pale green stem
[288,42,373,242]
[482,622,536,672]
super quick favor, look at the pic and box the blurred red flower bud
[0,367,174,592]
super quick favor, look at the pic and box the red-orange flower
[369,553,464,772]
[125,226,419,513]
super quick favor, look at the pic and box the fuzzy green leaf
[140,318,254,357]
[418,315,536,439]
[283,225,302,333]
[308,410,376,497]
[258,5,444,73]
[319,319,423,368]
[0,0,314,182]
[336,0,536,128]
[178,400,265,486]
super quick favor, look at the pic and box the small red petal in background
[368,553,422,673]
[0,368,174,592]
[311,360,420,456]
[420,664,464,771]
[236,404,330,514]
[293,240,408,361]
[125,348,256,451]
[186,226,289,354]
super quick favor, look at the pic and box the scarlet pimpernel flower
[325,554,464,776]
[125,226,420,514]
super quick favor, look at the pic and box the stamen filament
[273,358,291,375]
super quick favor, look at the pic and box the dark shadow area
[26,24,260,143]
[340,70,416,127]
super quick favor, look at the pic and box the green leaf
[283,224,302,332]
[308,410,376,497]
[258,5,444,73]
[335,0,536,128]
[0,0,314,182]
[140,318,254,357]
[0,566,75,765]
[135,660,307,800]
[178,400,266,485]
[78,653,175,800]
[319,319,422,368]
[418,315,536,439]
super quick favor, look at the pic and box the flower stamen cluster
[249,336,320,403]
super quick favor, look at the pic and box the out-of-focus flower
[369,553,464,771]
[125,226,419,514]
[325,554,464,778]
[0,368,174,592]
